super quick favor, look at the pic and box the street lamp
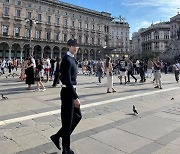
[25,18,37,57]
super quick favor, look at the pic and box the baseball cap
[67,39,78,47]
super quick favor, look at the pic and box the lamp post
[25,18,37,57]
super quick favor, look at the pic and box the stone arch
[53,46,60,58]
[44,46,51,58]
[11,43,21,59]
[23,44,30,58]
[83,49,88,60]
[61,47,67,58]
[0,42,9,59]
[34,45,42,59]
[90,49,94,60]
[96,49,102,60]
[76,48,82,61]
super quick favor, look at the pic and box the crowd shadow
[0,86,36,95]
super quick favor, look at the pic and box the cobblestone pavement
[0,69,180,154]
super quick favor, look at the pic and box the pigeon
[171,97,174,100]
[2,94,8,100]
[133,105,138,114]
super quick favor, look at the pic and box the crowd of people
[78,56,180,90]
[0,56,180,92]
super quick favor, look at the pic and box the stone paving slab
[91,128,152,153]
[4,124,52,139]
[13,98,52,110]
[97,110,131,122]
[0,122,24,130]
[19,119,36,126]
[13,132,50,150]
[0,139,23,154]
[73,117,113,134]
[155,130,180,146]
[39,126,60,141]
[0,102,27,116]
[71,137,125,154]
[118,115,180,140]
[170,137,180,146]
[132,142,163,154]
[152,111,180,122]
[17,142,56,154]
[153,144,180,154]
[33,114,60,124]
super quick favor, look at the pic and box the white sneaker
[42,88,46,92]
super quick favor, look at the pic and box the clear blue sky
[61,0,180,38]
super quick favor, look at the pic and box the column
[94,50,96,60]
[20,47,23,62]
[59,51,61,59]
[41,47,44,59]
[88,51,90,60]
[8,47,12,59]
[50,51,53,59]
[81,52,84,61]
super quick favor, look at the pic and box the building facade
[169,13,180,57]
[132,31,142,57]
[140,22,170,57]
[132,22,170,58]
[108,21,130,59]
[0,0,112,61]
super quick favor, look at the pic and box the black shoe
[50,134,61,150]
[62,149,75,154]
[154,86,159,88]
[135,79,137,82]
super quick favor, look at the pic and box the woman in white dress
[104,57,116,93]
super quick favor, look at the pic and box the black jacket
[60,54,78,99]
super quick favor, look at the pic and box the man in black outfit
[50,39,82,154]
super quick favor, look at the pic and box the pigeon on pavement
[1,94,8,100]
[133,105,138,114]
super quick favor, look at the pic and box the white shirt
[31,58,36,68]
[44,58,51,69]
[67,51,74,57]
[173,63,180,71]
[136,60,140,67]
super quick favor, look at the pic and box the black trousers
[127,71,137,82]
[139,69,145,81]
[56,88,82,149]
[175,70,179,82]
[52,72,60,86]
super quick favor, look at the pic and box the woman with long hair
[25,58,35,90]
[104,56,116,93]
[20,60,27,80]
